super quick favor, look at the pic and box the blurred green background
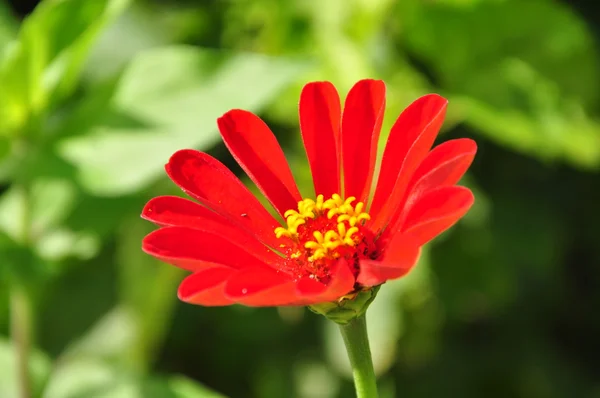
[1,0,599,397]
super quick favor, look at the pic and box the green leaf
[402,0,600,168]
[0,2,17,56]
[82,4,173,84]
[58,46,305,195]
[0,0,130,136]
[168,375,227,398]
[451,90,600,168]
[0,179,99,261]
[42,358,226,398]
[60,306,138,362]
[0,337,51,398]
[43,0,131,103]
[42,358,131,398]
[0,179,75,241]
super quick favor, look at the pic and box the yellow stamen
[274,193,371,261]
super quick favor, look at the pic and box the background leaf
[0,337,51,398]
[58,47,305,195]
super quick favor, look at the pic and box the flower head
[142,79,476,317]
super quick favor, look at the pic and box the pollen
[274,194,376,282]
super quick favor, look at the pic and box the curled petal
[166,150,281,248]
[407,138,477,199]
[400,186,474,246]
[218,109,301,217]
[342,79,386,204]
[299,81,342,197]
[357,236,421,287]
[295,259,355,302]
[370,94,447,232]
[409,138,477,195]
[178,267,235,306]
[142,226,279,272]
[380,138,477,239]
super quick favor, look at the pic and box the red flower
[142,79,476,308]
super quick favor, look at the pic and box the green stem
[11,285,32,398]
[338,314,378,398]
[11,183,33,398]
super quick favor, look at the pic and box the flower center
[274,194,377,283]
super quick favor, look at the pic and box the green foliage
[0,0,130,137]
[43,358,224,398]
[401,0,600,168]
[0,338,51,397]
[58,46,305,195]
[1,0,599,397]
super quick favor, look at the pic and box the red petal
[224,267,300,306]
[370,94,448,232]
[218,110,301,217]
[380,138,477,240]
[299,81,342,197]
[341,79,386,203]
[178,267,235,306]
[142,196,231,227]
[141,196,277,261]
[142,226,278,272]
[400,186,474,246]
[295,259,355,302]
[165,150,281,248]
[357,236,421,286]
[407,138,476,198]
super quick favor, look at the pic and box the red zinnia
[141,79,476,309]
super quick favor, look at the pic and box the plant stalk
[338,314,378,398]
[11,183,33,398]
[11,285,32,398]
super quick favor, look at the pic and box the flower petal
[166,149,281,248]
[218,109,301,217]
[400,186,474,246]
[407,138,476,197]
[380,138,477,240]
[141,195,277,259]
[295,259,355,302]
[357,236,421,286]
[370,94,448,232]
[142,226,279,272]
[341,79,386,203]
[299,81,342,198]
[178,267,235,306]
[142,196,230,227]
[224,267,301,306]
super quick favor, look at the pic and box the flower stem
[338,314,378,398]
[11,285,32,398]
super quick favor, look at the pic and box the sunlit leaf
[60,306,138,362]
[168,375,227,398]
[59,46,305,195]
[0,338,51,398]
[0,179,99,261]
[0,0,130,135]
[42,358,226,398]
